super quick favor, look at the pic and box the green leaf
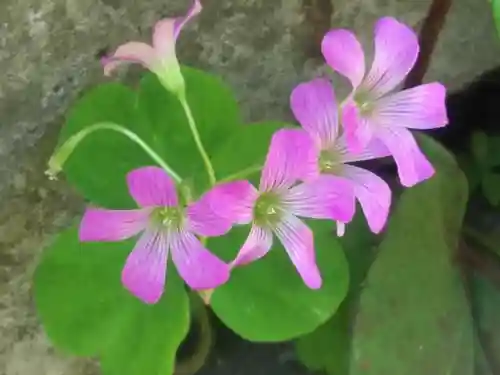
[482,173,500,206]
[486,136,500,168]
[492,0,500,41]
[350,135,474,375]
[295,212,378,375]
[471,131,489,167]
[137,67,241,194]
[209,220,349,342]
[60,83,151,208]
[59,66,241,208]
[472,272,500,374]
[34,226,190,375]
[209,121,290,181]
[457,153,481,193]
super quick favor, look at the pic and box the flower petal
[362,17,419,98]
[321,29,366,89]
[170,230,230,290]
[152,0,202,58]
[186,195,233,237]
[274,215,321,289]
[336,135,391,163]
[342,165,391,233]
[127,166,178,207]
[341,100,375,153]
[231,224,273,267]
[102,42,158,76]
[200,181,258,226]
[121,229,168,304]
[290,78,339,149]
[373,82,448,129]
[260,129,318,191]
[79,208,150,242]
[377,128,435,187]
[284,175,355,223]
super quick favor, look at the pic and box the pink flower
[291,78,392,235]
[321,17,448,187]
[79,166,230,304]
[102,0,202,95]
[200,129,355,289]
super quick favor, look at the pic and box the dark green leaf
[209,220,349,342]
[295,212,378,375]
[471,131,489,167]
[482,173,500,206]
[457,153,481,193]
[34,226,190,375]
[472,272,500,374]
[60,66,241,208]
[486,136,500,168]
[351,135,474,375]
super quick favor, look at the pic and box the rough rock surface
[0,0,499,374]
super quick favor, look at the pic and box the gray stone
[0,0,499,374]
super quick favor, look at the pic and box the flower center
[253,192,283,227]
[318,149,343,175]
[153,206,184,229]
[353,92,374,116]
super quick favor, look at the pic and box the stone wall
[1,0,499,374]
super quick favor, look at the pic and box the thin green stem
[220,165,262,183]
[174,295,214,375]
[46,122,182,183]
[179,98,217,186]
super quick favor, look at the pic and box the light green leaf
[59,66,241,208]
[137,67,241,194]
[295,212,378,375]
[34,226,190,375]
[209,220,349,342]
[482,172,500,206]
[492,0,500,41]
[350,135,474,375]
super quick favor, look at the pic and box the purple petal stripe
[127,166,178,207]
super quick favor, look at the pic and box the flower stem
[46,122,182,183]
[220,164,262,183]
[179,97,217,186]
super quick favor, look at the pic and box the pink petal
[170,230,230,290]
[321,29,366,89]
[274,215,321,289]
[186,196,233,237]
[79,207,150,242]
[373,83,448,129]
[102,42,159,76]
[341,101,375,153]
[200,181,258,226]
[284,175,355,223]
[290,78,339,149]
[362,17,419,98]
[231,224,273,267]
[377,128,435,187]
[121,229,169,304]
[152,0,202,59]
[260,129,318,191]
[336,135,391,163]
[127,166,178,207]
[342,165,391,233]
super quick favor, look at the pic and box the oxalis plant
[34,1,481,375]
